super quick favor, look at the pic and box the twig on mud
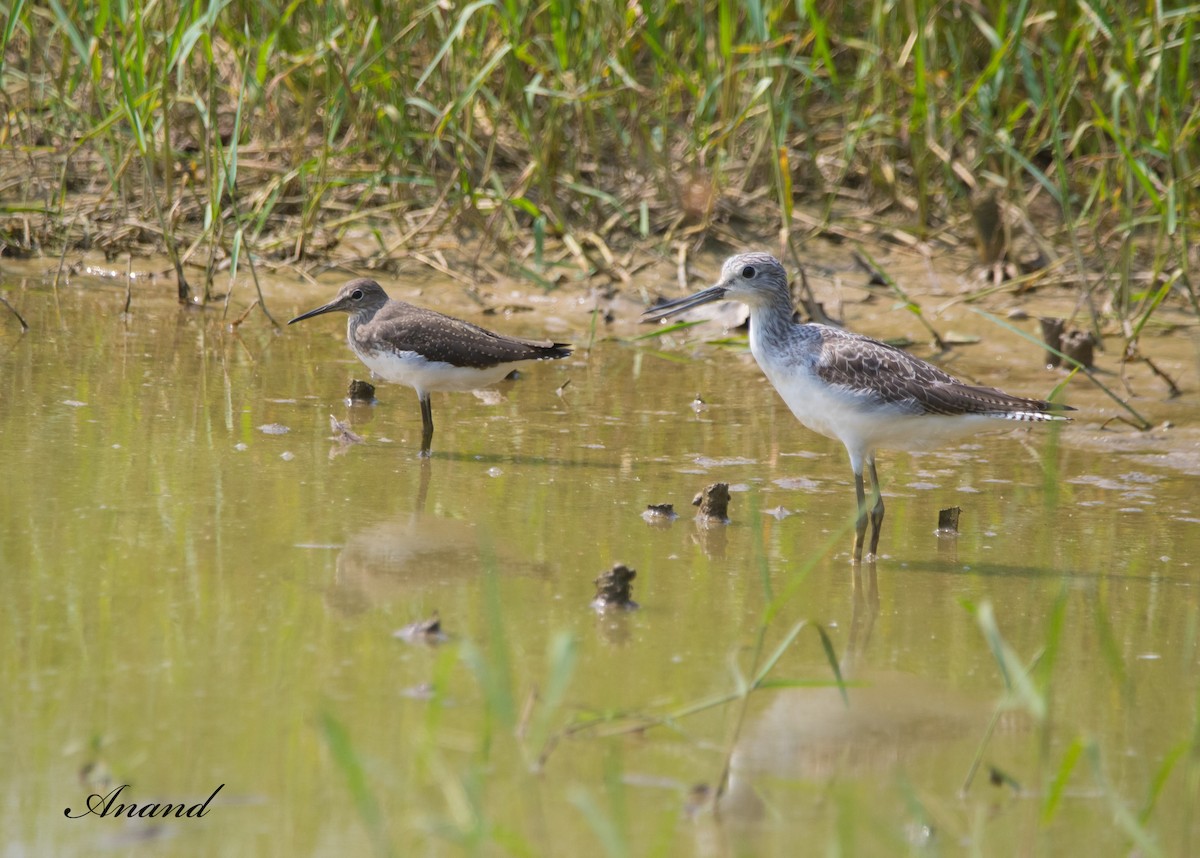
[239,257,278,327]
[793,261,838,326]
[851,249,888,286]
[123,256,133,314]
[412,250,478,288]
[1122,341,1182,400]
[229,299,259,329]
[135,157,191,305]
[973,308,1151,430]
[854,245,948,350]
[53,237,70,290]
[221,197,279,327]
[1,295,29,332]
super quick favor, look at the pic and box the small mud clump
[642,503,678,524]
[394,612,448,645]
[1061,329,1096,369]
[693,482,731,522]
[329,414,365,445]
[1039,318,1096,369]
[936,506,962,534]
[347,379,377,404]
[592,564,639,611]
[971,191,1006,266]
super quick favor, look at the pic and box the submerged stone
[592,563,638,611]
[1061,328,1096,369]
[642,503,677,524]
[692,482,730,522]
[394,612,448,645]
[346,378,376,404]
[936,506,961,534]
[971,191,1005,266]
[1040,317,1096,370]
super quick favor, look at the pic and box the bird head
[643,252,790,321]
[289,279,390,325]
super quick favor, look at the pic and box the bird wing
[361,303,570,369]
[813,327,1061,416]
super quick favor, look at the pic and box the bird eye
[350,289,364,300]
[741,265,756,279]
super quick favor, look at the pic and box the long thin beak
[642,284,728,322]
[289,300,345,325]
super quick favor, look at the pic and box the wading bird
[290,279,571,456]
[645,252,1072,562]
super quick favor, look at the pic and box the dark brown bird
[290,279,571,456]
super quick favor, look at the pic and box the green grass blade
[1042,735,1085,823]
[319,711,394,858]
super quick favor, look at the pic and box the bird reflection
[324,513,480,617]
[712,562,989,826]
[323,461,549,616]
[844,561,880,671]
[690,514,728,559]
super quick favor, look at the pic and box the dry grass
[1,0,1195,321]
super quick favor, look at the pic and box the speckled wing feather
[358,303,571,369]
[813,326,1061,417]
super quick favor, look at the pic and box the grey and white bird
[290,279,571,456]
[644,252,1073,562]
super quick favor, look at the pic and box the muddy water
[2,261,1198,856]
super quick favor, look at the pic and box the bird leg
[867,458,885,559]
[418,393,434,458]
[853,470,868,563]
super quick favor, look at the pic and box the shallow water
[1,264,1198,856]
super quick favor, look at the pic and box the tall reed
[1,0,1193,323]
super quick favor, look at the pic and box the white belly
[753,349,1012,468]
[356,347,520,396]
